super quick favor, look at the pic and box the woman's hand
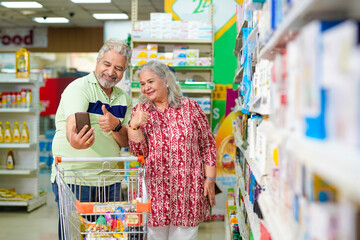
[204,179,216,207]
[130,103,149,128]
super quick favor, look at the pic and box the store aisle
[0,168,224,240]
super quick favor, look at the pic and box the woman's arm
[127,103,150,157]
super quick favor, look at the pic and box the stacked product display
[130,0,214,124]
[229,0,360,239]
[0,73,46,212]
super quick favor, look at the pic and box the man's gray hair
[136,60,183,108]
[98,39,132,67]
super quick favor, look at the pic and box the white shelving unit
[0,73,46,212]
[130,0,214,125]
[232,0,360,239]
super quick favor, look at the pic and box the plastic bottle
[4,121,12,143]
[20,121,29,143]
[1,92,6,108]
[16,92,21,108]
[13,121,20,143]
[16,48,30,78]
[11,92,16,108]
[0,121,4,143]
[6,148,15,170]
[26,89,32,108]
[21,89,26,108]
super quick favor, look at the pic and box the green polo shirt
[51,72,133,184]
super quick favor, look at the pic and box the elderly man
[50,39,133,239]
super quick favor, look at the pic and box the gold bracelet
[128,120,140,130]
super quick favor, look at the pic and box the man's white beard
[96,73,120,88]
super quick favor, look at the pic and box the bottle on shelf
[0,121,4,143]
[6,92,11,108]
[21,89,26,108]
[11,92,16,108]
[4,121,12,143]
[13,121,20,143]
[6,148,15,170]
[16,48,30,79]
[1,92,6,108]
[16,92,21,108]
[26,89,32,108]
[20,121,29,143]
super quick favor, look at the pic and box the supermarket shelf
[0,143,36,148]
[258,120,360,202]
[0,192,47,212]
[258,191,299,240]
[132,38,212,44]
[240,26,258,53]
[234,129,265,185]
[130,87,212,94]
[0,74,42,84]
[236,172,260,240]
[234,184,250,240]
[0,108,37,113]
[131,66,213,70]
[224,211,231,240]
[0,166,37,175]
[259,0,360,59]
[234,21,248,57]
[233,67,244,84]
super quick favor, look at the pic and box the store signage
[0,28,48,48]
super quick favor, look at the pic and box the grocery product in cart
[55,156,150,240]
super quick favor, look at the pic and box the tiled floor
[0,169,224,240]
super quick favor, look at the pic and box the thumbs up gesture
[129,103,149,129]
[99,104,119,132]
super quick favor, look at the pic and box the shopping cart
[55,156,150,240]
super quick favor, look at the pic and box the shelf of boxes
[132,38,212,44]
[234,128,265,185]
[257,120,360,202]
[258,190,299,240]
[259,0,360,59]
[0,73,46,212]
[233,0,360,238]
[234,181,250,240]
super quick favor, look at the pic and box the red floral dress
[128,98,216,227]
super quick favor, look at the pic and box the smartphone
[75,112,91,134]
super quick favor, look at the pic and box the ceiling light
[71,0,111,3]
[93,13,128,20]
[0,1,43,8]
[33,17,69,23]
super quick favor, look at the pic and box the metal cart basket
[55,156,150,240]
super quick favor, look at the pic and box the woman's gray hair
[98,39,132,67]
[136,60,183,108]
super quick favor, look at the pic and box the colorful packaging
[16,48,30,78]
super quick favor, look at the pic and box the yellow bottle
[6,148,15,170]
[0,121,4,143]
[4,121,12,143]
[20,121,29,143]
[16,48,30,78]
[13,121,20,143]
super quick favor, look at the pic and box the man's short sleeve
[61,83,89,119]
[122,95,133,125]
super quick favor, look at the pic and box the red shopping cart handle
[54,156,145,166]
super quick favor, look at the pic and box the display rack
[0,73,46,212]
[231,0,360,239]
[130,0,214,125]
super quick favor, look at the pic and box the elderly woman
[127,60,217,240]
